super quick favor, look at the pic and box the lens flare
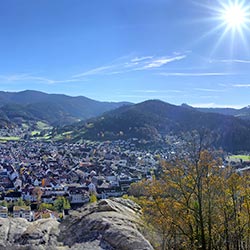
[222,3,247,30]
[207,1,250,55]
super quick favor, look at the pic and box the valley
[0,91,249,236]
[3,0,250,248]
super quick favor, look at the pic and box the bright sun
[198,1,250,54]
[222,4,247,29]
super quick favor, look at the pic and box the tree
[32,187,43,203]
[90,194,97,203]
[0,200,8,207]
[54,197,71,212]
[128,180,148,197]
[14,198,26,206]
[133,145,249,250]
[38,203,55,211]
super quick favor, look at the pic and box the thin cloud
[140,55,186,69]
[0,73,33,82]
[73,54,187,78]
[159,72,234,77]
[0,74,80,84]
[194,88,226,92]
[211,59,250,64]
[131,56,154,62]
[232,84,250,88]
[0,53,188,84]
[73,65,116,78]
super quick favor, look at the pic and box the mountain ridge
[61,99,250,152]
[0,90,131,126]
[196,106,250,119]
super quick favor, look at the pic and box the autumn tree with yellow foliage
[130,149,250,250]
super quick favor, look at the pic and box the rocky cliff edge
[0,198,154,250]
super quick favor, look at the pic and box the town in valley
[0,123,246,222]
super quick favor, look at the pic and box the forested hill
[0,90,130,126]
[196,106,250,120]
[62,100,250,152]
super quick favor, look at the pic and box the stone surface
[0,199,154,250]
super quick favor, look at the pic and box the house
[41,194,55,204]
[34,209,60,220]
[4,191,22,202]
[9,171,18,181]
[97,183,124,199]
[0,177,13,189]
[13,206,33,221]
[69,190,89,204]
[88,182,96,194]
[14,178,22,190]
[42,186,66,196]
[0,206,8,218]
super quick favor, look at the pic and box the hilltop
[0,90,130,127]
[60,100,250,152]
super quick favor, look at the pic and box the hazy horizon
[0,89,247,109]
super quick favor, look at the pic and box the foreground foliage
[130,150,250,250]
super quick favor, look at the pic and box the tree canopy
[130,150,250,250]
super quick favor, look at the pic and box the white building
[0,206,8,218]
[13,206,33,221]
[70,192,89,204]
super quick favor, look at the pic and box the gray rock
[0,199,154,250]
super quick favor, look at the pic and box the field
[228,155,250,162]
[36,121,52,130]
[0,137,20,142]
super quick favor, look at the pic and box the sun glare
[207,1,250,54]
[222,4,247,29]
[193,1,250,60]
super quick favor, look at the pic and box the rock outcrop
[0,199,154,250]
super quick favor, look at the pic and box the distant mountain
[196,106,250,120]
[0,90,131,126]
[63,100,250,152]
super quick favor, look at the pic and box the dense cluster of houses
[0,205,60,221]
[0,126,227,221]
[0,137,180,220]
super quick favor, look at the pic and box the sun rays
[191,0,250,57]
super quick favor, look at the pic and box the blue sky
[1,0,250,107]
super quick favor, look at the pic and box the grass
[22,123,29,129]
[53,134,65,141]
[30,121,53,139]
[31,131,40,136]
[62,131,73,136]
[38,134,51,140]
[0,136,20,142]
[31,133,51,141]
[229,155,250,161]
[36,121,52,130]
